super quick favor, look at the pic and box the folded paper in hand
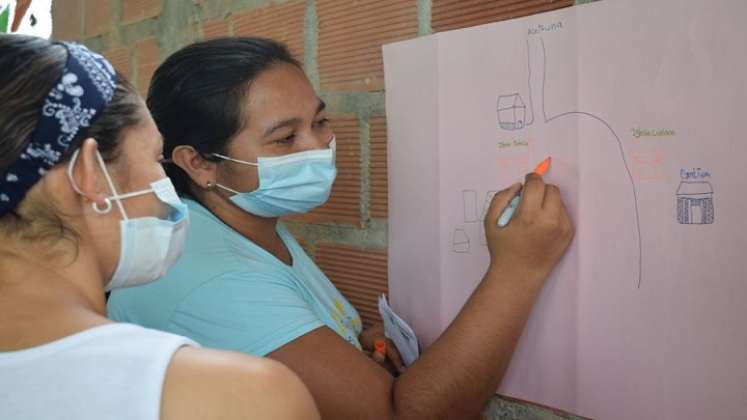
[378,294,419,366]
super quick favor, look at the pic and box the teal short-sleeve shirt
[108,198,363,356]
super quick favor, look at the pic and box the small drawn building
[676,181,715,224]
[497,93,527,131]
[451,228,470,253]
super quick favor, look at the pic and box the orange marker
[533,156,552,176]
[374,339,387,361]
[497,156,552,227]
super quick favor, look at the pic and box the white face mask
[67,149,189,291]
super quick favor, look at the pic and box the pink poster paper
[384,1,747,418]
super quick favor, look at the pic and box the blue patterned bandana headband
[0,42,116,217]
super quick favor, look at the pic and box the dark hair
[147,37,301,197]
[0,34,144,239]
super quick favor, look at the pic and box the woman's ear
[171,145,218,189]
[69,138,108,208]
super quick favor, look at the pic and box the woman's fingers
[385,338,406,373]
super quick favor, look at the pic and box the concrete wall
[51,1,595,418]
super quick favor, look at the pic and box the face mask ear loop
[211,153,259,167]
[66,149,85,195]
[67,148,115,215]
[214,183,242,195]
[95,151,128,220]
[211,153,260,196]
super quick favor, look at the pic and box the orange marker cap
[374,339,387,356]
[533,156,552,176]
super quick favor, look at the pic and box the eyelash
[274,135,296,145]
[273,119,330,145]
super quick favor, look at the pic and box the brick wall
[50,1,591,417]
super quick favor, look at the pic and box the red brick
[318,0,417,92]
[122,0,162,25]
[231,1,305,61]
[286,115,362,226]
[369,116,387,219]
[84,0,112,36]
[134,38,160,97]
[202,18,230,39]
[315,244,388,327]
[52,0,82,40]
[104,47,133,80]
[432,0,574,33]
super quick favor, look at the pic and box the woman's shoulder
[182,198,289,265]
[161,346,320,420]
[182,198,231,240]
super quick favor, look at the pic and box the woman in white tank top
[0,34,319,420]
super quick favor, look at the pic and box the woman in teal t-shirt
[108,37,574,420]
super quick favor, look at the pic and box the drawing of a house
[497,93,527,130]
[452,228,470,253]
[676,181,715,224]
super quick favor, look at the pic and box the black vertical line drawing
[525,40,536,128]
[676,181,715,224]
[452,228,470,253]
[463,190,478,222]
[497,36,644,288]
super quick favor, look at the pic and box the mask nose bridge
[152,179,182,207]
[302,131,335,152]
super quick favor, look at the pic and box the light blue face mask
[212,138,337,218]
[67,149,189,291]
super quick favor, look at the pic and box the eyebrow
[262,100,327,138]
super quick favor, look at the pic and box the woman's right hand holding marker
[391,165,575,420]
[483,169,574,286]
